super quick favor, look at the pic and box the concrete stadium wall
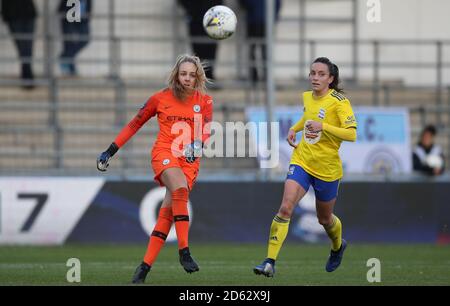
[276,0,450,86]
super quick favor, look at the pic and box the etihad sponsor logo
[167,116,195,122]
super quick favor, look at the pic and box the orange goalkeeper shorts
[151,147,200,190]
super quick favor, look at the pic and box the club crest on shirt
[163,159,170,165]
[318,108,325,119]
[193,105,201,113]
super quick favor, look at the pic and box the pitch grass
[0,243,449,285]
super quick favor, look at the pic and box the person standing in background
[239,0,282,85]
[58,0,92,76]
[177,0,223,85]
[1,0,37,89]
[413,125,445,176]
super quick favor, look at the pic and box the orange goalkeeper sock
[171,187,190,250]
[143,207,173,265]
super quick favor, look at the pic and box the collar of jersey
[312,89,333,101]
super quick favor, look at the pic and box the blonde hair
[167,54,209,101]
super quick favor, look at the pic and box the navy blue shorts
[286,164,340,202]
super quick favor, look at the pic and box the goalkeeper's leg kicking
[130,146,201,281]
[132,166,199,284]
[98,145,201,284]
[96,54,212,284]
[131,190,173,284]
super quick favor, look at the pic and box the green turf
[0,243,449,285]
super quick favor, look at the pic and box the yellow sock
[267,215,290,260]
[324,215,342,251]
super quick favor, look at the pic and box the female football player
[96,54,213,283]
[254,57,357,277]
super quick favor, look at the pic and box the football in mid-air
[203,5,237,40]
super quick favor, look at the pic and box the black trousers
[60,19,90,66]
[178,0,223,80]
[247,23,266,83]
[188,21,218,80]
[7,19,35,80]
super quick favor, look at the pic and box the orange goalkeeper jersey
[114,88,213,156]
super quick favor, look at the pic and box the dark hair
[422,124,437,136]
[312,57,343,93]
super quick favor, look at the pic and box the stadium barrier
[0,178,449,245]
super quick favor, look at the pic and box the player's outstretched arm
[96,95,157,171]
[97,142,119,171]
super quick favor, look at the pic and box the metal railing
[1,0,449,177]
[1,1,449,99]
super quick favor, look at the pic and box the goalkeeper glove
[97,142,119,172]
[183,140,203,163]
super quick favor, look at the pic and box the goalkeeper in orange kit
[96,54,213,283]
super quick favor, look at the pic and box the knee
[278,200,295,218]
[278,207,291,218]
[171,187,189,200]
[318,216,333,227]
[162,168,188,191]
[169,178,188,192]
